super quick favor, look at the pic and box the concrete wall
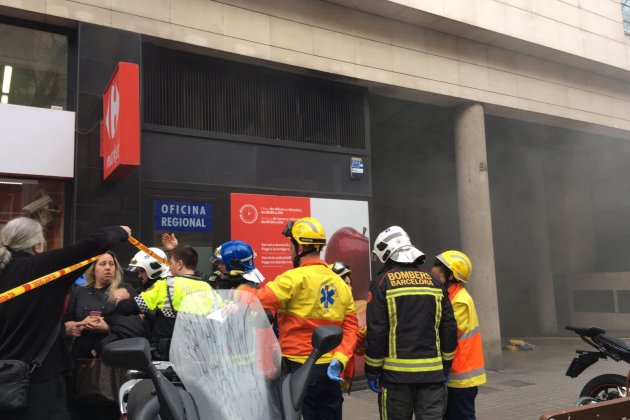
[365,0,630,72]
[2,0,630,137]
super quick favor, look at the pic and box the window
[622,0,630,34]
[0,23,68,109]
[0,177,65,249]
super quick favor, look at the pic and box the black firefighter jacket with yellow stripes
[365,263,458,384]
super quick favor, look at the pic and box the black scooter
[102,325,342,420]
[565,325,630,404]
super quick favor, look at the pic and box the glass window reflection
[0,23,67,109]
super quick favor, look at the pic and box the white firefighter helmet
[372,226,425,264]
[128,248,171,279]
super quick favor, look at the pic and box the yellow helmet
[436,250,472,283]
[282,217,326,246]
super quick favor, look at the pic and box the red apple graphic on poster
[325,226,370,378]
[325,226,370,301]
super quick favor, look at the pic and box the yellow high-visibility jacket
[447,284,486,388]
[254,259,359,367]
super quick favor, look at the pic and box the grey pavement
[342,337,627,419]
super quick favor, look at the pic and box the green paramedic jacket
[365,263,457,384]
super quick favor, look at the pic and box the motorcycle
[565,325,630,405]
[102,289,342,420]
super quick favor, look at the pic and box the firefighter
[215,240,265,290]
[113,245,211,360]
[208,245,229,289]
[249,217,359,420]
[330,261,352,287]
[432,250,486,420]
[366,226,457,420]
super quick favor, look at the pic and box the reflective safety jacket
[135,275,212,317]
[254,259,359,367]
[365,264,457,384]
[447,284,486,388]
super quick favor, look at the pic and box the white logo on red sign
[105,84,120,140]
[239,204,258,224]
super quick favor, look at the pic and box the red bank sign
[100,62,140,180]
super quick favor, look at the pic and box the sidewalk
[342,338,626,419]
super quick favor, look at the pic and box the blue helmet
[220,240,256,272]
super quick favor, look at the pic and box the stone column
[454,103,503,370]
[523,146,557,334]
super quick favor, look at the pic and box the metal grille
[144,48,366,149]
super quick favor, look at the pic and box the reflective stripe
[386,287,443,299]
[458,326,480,340]
[365,355,384,367]
[160,308,176,318]
[387,296,397,358]
[382,232,403,244]
[441,351,455,361]
[134,295,150,313]
[381,387,388,420]
[383,357,443,372]
[434,295,442,355]
[451,366,486,381]
[162,277,177,318]
[230,349,256,366]
[297,219,320,232]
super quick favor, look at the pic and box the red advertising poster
[231,192,371,376]
[101,62,140,180]
[231,193,310,282]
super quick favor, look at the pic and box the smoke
[370,95,630,337]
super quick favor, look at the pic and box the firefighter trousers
[378,381,446,420]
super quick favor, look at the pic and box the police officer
[249,217,359,420]
[127,247,171,292]
[113,245,211,360]
[365,226,457,420]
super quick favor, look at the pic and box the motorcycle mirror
[102,337,152,372]
[312,325,343,358]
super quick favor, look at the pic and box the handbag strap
[30,321,61,374]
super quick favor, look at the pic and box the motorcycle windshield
[170,289,282,420]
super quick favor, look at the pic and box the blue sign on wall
[154,200,213,232]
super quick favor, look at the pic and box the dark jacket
[0,226,128,380]
[63,282,143,358]
[365,263,458,384]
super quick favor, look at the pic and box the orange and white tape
[0,255,101,304]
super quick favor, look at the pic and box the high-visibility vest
[447,284,486,388]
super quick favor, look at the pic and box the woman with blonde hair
[64,251,137,358]
[63,251,142,420]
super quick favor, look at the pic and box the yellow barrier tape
[127,235,171,266]
[0,255,101,304]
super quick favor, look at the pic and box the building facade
[3,0,630,370]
